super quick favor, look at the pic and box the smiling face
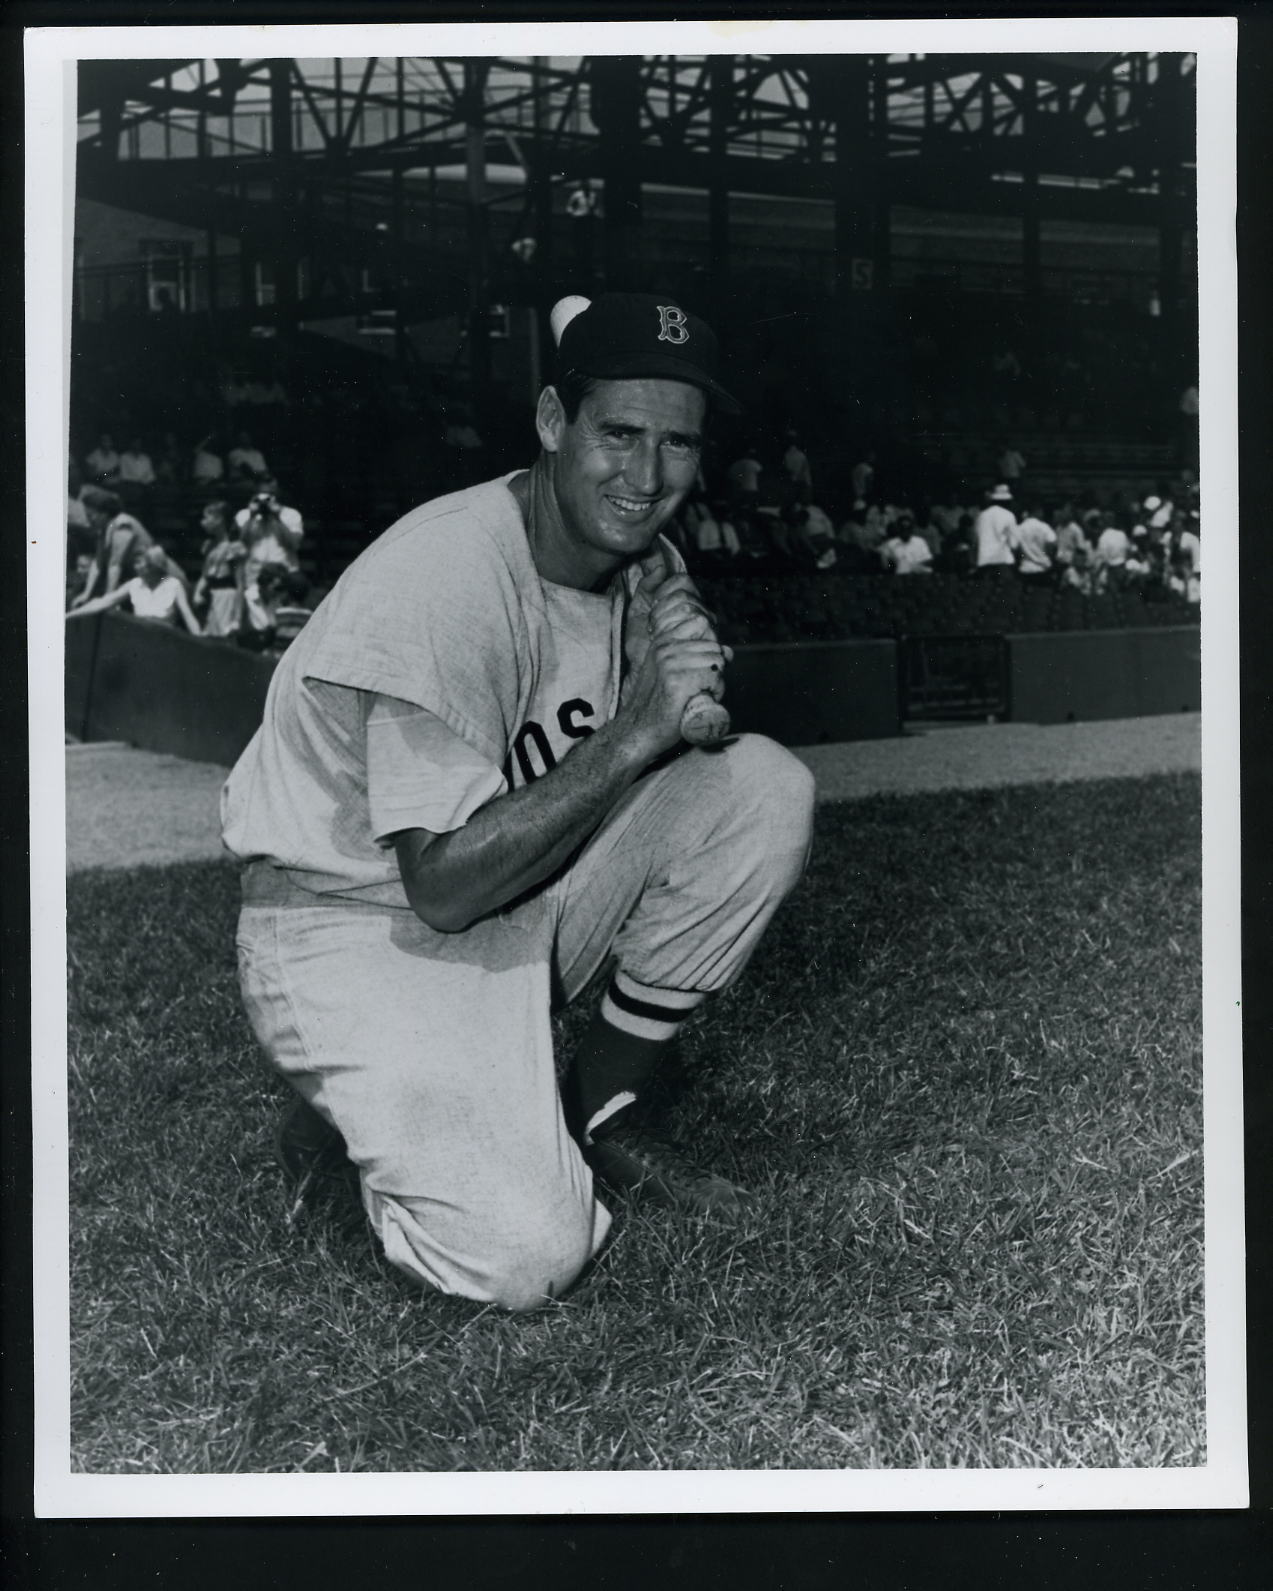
[533,377,706,588]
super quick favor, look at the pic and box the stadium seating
[697,571,1198,646]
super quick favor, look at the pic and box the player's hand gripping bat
[550,295,731,747]
[635,541,732,748]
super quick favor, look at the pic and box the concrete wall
[66,617,903,761]
[1007,627,1200,723]
[726,640,902,743]
[66,616,1199,764]
[73,613,276,766]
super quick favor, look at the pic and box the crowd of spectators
[664,427,1202,612]
[64,354,1202,669]
[65,431,316,654]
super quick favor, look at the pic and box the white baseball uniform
[223,473,815,1309]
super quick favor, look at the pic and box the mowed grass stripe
[66,773,1203,1472]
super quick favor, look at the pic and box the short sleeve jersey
[221,472,677,906]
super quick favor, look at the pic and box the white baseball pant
[236,733,815,1311]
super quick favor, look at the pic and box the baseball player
[221,292,815,1312]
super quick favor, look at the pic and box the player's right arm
[393,573,724,934]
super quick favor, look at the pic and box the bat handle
[680,692,732,746]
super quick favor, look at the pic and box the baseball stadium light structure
[74,53,1196,385]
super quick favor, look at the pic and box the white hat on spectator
[988,483,1013,502]
[1143,495,1162,512]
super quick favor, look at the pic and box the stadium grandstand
[66,51,1200,733]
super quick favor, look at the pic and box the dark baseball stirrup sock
[566,970,706,1144]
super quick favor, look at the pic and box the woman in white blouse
[66,545,202,635]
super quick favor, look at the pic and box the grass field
[66,772,1204,1473]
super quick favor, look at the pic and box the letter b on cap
[656,304,689,345]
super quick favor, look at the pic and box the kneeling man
[222,293,815,1311]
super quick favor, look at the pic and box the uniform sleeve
[365,693,508,844]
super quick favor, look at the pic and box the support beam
[592,57,644,291]
[871,55,892,292]
[813,54,882,426]
[269,59,297,373]
[1156,53,1187,377]
[464,61,492,411]
[708,55,732,306]
[1021,70,1042,304]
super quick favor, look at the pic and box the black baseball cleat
[584,1124,752,1217]
[274,1094,355,1189]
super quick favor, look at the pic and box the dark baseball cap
[555,292,742,414]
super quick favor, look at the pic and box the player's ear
[536,386,567,454]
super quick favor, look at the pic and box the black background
[4,3,1269,1585]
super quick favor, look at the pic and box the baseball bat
[680,689,732,746]
[548,296,731,747]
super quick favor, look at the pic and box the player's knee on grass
[369,1183,604,1313]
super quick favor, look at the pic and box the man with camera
[234,483,305,640]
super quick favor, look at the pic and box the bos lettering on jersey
[502,697,598,788]
[498,577,620,791]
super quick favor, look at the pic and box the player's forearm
[396,713,662,933]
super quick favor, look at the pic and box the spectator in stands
[850,450,876,504]
[66,458,89,539]
[85,432,121,485]
[443,406,487,488]
[1174,508,1201,604]
[69,487,153,607]
[929,497,961,545]
[67,551,94,611]
[782,429,813,505]
[910,505,941,561]
[118,436,157,490]
[996,440,1027,493]
[1143,491,1174,533]
[776,504,836,571]
[751,460,786,558]
[193,434,226,485]
[1053,501,1087,575]
[804,499,836,547]
[192,500,248,639]
[838,503,885,573]
[1093,509,1132,591]
[236,486,305,641]
[221,370,252,412]
[682,495,740,572]
[1178,380,1200,469]
[949,512,977,578]
[972,484,1020,579]
[255,566,314,653]
[1016,500,1058,582]
[66,544,202,635]
[444,408,484,453]
[727,443,763,519]
[1060,540,1094,596]
[880,512,933,575]
[154,431,185,485]
[228,430,271,483]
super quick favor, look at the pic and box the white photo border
[27,14,1244,1517]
